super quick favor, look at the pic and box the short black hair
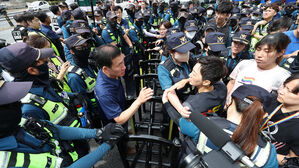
[25,13,36,22]
[36,12,48,23]
[49,5,60,15]
[70,3,79,11]
[94,44,121,68]
[283,73,299,94]
[113,6,123,12]
[216,1,233,14]
[196,56,227,85]
[13,14,25,23]
[255,32,290,52]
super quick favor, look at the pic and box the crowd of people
[0,0,298,167]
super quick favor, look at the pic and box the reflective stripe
[21,93,79,127]
[196,132,212,154]
[0,151,10,168]
[250,142,271,167]
[68,65,96,93]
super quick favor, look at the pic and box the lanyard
[260,104,299,131]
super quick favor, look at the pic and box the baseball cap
[0,43,54,73]
[241,19,254,31]
[65,34,91,49]
[184,20,198,32]
[71,20,91,34]
[178,11,188,19]
[72,8,85,19]
[181,3,189,11]
[190,7,198,14]
[106,11,117,20]
[166,27,180,38]
[198,6,206,14]
[203,23,217,32]
[134,12,144,20]
[61,10,72,21]
[232,84,273,113]
[205,32,226,52]
[125,4,135,10]
[207,4,214,10]
[231,13,240,20]
[143,9,151,17]
[232,7,240,14]
[0,80,32,105]
[166,32,196,53]
[232,30,251,45]
[94,9,102,16]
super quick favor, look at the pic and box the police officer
[89,10,105,36]
[128,12,146,56]
[65,35,101,127]
[12,13,28,42]
[158,32,196,100]
[204,32,228,58]
[102,11,133,55]
[65,20,105,62]
[124,4,135,27]
[164,1,179,24]
[174,11,189,32]
[0,80,125,167]
[224,31,252,82]
[61,10,74,39]
[184,20,202,56]
[0,42,92,158]
[114,6,130,30]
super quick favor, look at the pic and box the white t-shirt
[229,59,291,97]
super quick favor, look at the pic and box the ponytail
[231,96,265,156]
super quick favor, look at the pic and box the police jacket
[21,87,81,128]
[158,56,191,100]
[0,119,110,168]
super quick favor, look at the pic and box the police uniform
[157,32,196,100]
[0,81,125,168]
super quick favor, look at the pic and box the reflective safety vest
[166,11,176,24]
[104,27,121,46]
[126,16,134,27]
[130,26,144,44]
[196,118,272,168]
[250,23,270,52]
[0,151,63,168]
[49,57,72,93]
[28,31,60,57]
[67,65,97,93]
[160,58,192,99]
[21,93,81,127]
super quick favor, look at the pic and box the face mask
[72,46,91,67]
[186,31,196,40]
[251,16,258,20]
[174,51,190,62]
[136,21,143,27]
[207,10,213,16]
[109,21,117,28]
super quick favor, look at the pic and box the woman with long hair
[163,84,279,167]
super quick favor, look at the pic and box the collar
[99,69,121,87]
[27,27,41,32]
